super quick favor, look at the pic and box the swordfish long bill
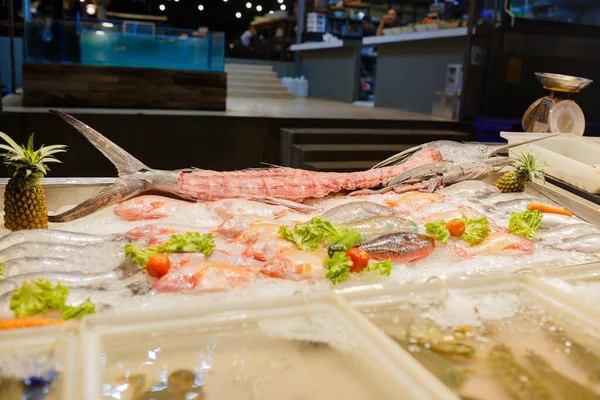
[48,111,442,222]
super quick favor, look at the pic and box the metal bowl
[535,72,593,91]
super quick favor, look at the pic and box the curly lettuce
[126,232,215,265]
[324,252,353,284]
[60,298,96,320]
[509,210,543,240]
[425,219,451,244]
[365,259,392,276]
[279,217,347,251]
[461,214,490,245]
[10,279,69,318]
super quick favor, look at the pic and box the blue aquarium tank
[24,19,225,72]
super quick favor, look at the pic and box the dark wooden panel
[22,63,227,111]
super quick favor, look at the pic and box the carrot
[0,317,66,331]
[527,202,573,217]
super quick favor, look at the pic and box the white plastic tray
[81,293,456,400]
[0,325,79,400]
[342,273,600,399]
[500,132,600,194]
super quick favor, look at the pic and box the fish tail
[49,110,149,176]
[49,111,187,222]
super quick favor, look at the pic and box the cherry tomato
[347,248,370,273]
[146,253,171,278]
[446,219,466,237]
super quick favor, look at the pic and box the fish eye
[478,145,487,153]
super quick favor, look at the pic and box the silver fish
[0,242,124,264]
[542,224,600,244]
[540,213,582,230]
[1,257,132,277]
[345,216,418,240]
[480,192,533,205]
[321,201,396,225]
[372,135,560,169]
[358,232,435,263]
[486,198,542,214]
[0,267,145,297]
[0,229,124,252]
[435,180,500,199]
[551,234,600,253]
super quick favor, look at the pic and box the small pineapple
[0,132,67,231]
[494,152,546,193]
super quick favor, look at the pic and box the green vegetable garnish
[60,298,96,320]
[425,219,450,244]
[279,217,347,251]
[328,231,361,258]
[509,210,543,240]
[125,232,215,265]
[10,279,69,318]
[460,214,490,245]
[365,259,393,276]
[0,262,3,277]
[324,252,352,284]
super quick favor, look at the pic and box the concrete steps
[225,63,292,99]
[280,127,473,171]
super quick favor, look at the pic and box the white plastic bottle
[289,76,299,96]
[281,75,291,92]
[297,76,309,97]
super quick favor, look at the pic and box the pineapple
[0,132,67,231]
[494,152,546,193]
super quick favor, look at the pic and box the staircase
[280,128,473,171]
[225,64,294,99]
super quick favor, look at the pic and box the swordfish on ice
[47,111,443,222]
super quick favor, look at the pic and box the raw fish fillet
[453,232,535,258]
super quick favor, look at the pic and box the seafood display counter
[1,113,600,398]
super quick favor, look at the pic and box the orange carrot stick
[527,202,573,217]
[0,317,66,331]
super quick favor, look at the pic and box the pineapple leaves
[0,132,67,178]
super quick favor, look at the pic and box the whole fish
[358,232,435,262]
[540,214,581,230]
[0,268,145,297]
[392,337,466,390]
[435,180,500,199]
[526,351,600,400]
[345,216,418,239]
[0,229,124,252]
[550,234,600,253]
[321,201,396,225]
[47,111,442,222]
[485,198,542,214]
[372,135,559,169]
[488,345,559,400]
[480,192,533,205]
[542,224,600,244]
[0,242,124,264]
[2,257,135,277]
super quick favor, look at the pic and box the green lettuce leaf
[10,279,69,318]
[365,259,393,276]
[0,262,3,277]
[461,214,490,245]
[279,217,347,251]
[60,298,96,320]
[126,232,215,265]
[509,210,543,240]
[425,219,450,244]
[324,252,353,284]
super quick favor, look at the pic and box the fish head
[387,161,453,187]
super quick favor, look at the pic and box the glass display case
[509,0,600,26]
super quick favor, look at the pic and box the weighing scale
[522,72,593,136]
